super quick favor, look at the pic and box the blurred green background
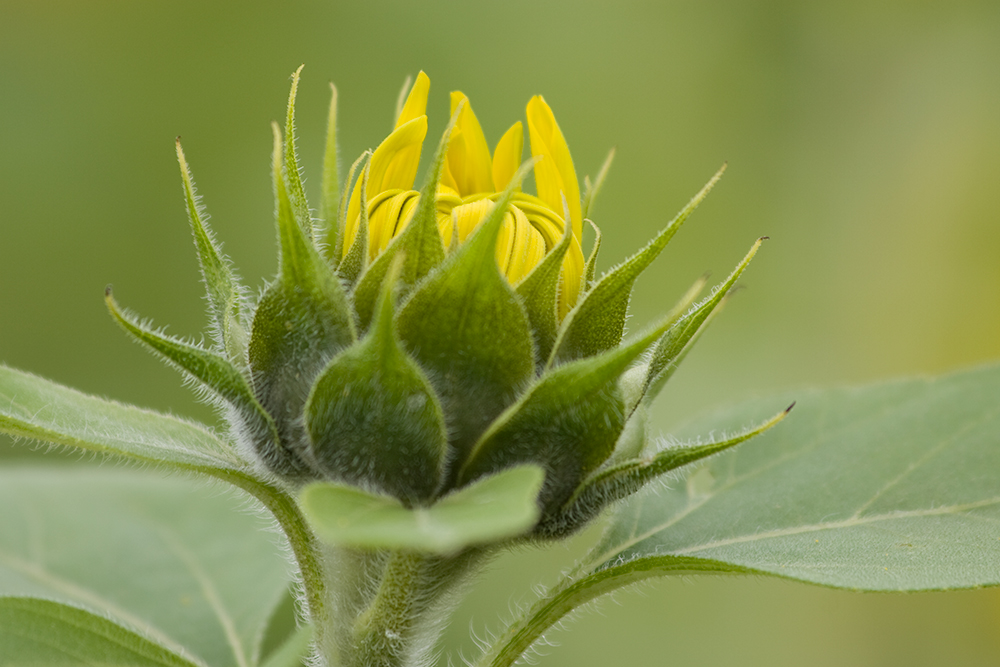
[2,0,999,665]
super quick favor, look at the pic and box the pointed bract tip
[104,284,113,298]
[759,236,770,241]
[785,401,797,413]
[292,64,305,78]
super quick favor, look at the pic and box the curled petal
[368,190,419,260]
[449,198,494,247]
[500,206,546,284]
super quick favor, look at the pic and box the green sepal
[549,165,726,366]
[247,125,357,477]
[329,150,369,266]
[351,104,462,330]
[283,65,312,241]
[320,81,339,246]
[300,464,544,554]
[397,163,537,482]
[535,405,792,538]
[338,156,371,288]
[582,147,615,221]
[515,221,572,366]
[104,289,285,470]
[174,140,250,366]
[582,220,602,293]
[305,259,448,504]
[643,238,765,404]
[458,309,700,517]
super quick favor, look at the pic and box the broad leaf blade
[0,597,203,667]
[0,364,241,472]
[301,465,544,554]
[0,467,291,667]
[592,363,1000,591]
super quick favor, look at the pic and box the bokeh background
[3,1,1000,665]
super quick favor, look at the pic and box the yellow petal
[492,122,524,192]
[526,95,582,241]
[343,116,427,255]
[446,92,494,196]
[395,71,430,129]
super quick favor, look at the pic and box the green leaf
[175,139,250,365]
[590,363,1000,591]
[515,222,572,366]
[300,465,544,554]
[0,364,241,473]
[549,165,725,365]
[320,82,339,243]
[0,597,203,667]
[350,104,461,330]
[0,467,291,667]
[396,166,537,478]
[283,65,312,241]
[643,238,765,403]
[459,310,700,518]
[305,261,448,504]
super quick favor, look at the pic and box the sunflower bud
[107,67,776,547]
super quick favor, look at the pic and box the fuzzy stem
[211,471,331,659]
[352,551,425,667]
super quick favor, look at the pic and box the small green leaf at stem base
[300,465,544,554]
